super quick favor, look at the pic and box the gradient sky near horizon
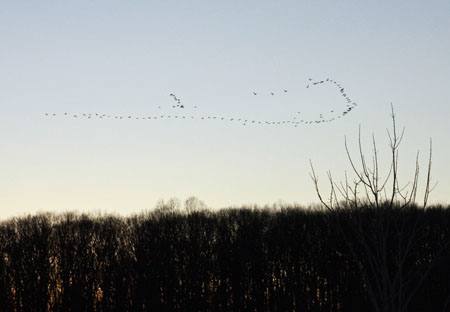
[1,1,449,219]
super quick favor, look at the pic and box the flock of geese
[44,78,358,127]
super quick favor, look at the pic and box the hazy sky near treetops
[1,1,449,218]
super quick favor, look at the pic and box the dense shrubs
[0,204,449,311]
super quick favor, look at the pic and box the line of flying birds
[44,78,358,127]
[252,89,288,96]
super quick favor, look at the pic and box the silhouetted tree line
[1,203,449,312]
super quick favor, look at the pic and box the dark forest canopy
[1,202,450,312]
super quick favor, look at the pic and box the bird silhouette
[44,77,358,128]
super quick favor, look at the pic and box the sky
[1,0,449,219]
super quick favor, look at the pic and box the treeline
[1,203,450,311]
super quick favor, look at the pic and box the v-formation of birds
[44,78,358,127]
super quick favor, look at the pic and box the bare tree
[184,196,207,214]
[154,198,182,216]
[310,104,445,312]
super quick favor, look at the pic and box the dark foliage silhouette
[1,203,450,311]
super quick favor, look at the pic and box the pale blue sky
[1,1,449,218]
